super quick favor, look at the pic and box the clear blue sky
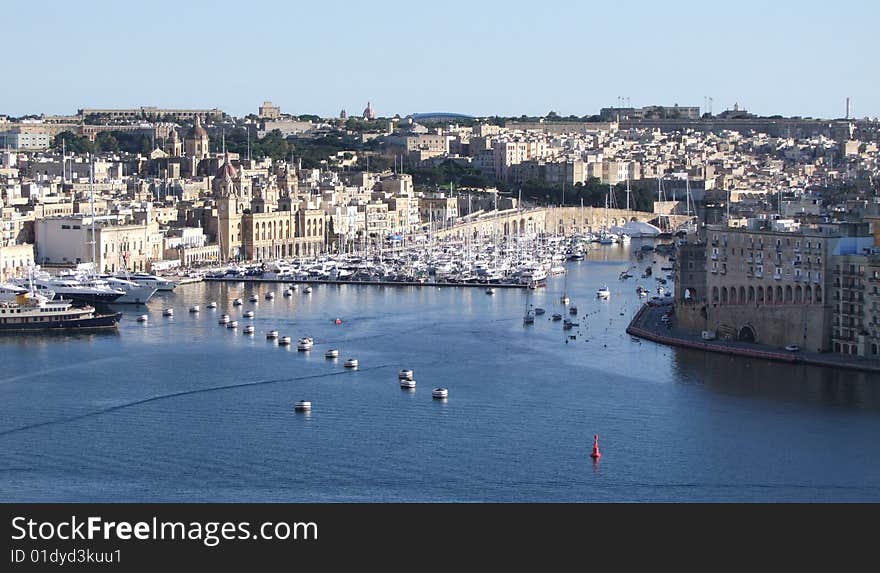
[5,0,877,119]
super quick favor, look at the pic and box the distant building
[362,101,376,120]
[258,101,281,120]
[79,107,223,122]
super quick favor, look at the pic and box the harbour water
[2,240,880,502]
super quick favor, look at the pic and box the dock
[202,277,527,289]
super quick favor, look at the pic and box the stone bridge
[434,207,691,239]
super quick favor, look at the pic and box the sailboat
[560,268,570,304]
[523,291,535,325]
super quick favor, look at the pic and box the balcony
[710,253,718,260]
[773,274,783,281]
[755,271,764,278]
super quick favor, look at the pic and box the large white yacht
[122,272,177,291]
[15,272,124,306]
[96,275,157,304]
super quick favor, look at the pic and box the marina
[2,240,880,502]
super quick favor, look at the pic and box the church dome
[188,117,208,140]
[216,158,238,179]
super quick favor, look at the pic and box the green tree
[53,131,95,154]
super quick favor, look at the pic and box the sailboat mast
[89,154,97,274]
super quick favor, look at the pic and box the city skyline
[5,0,878,120]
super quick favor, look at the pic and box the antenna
[846,97,851,120]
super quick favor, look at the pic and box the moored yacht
[596,286,611,299]
[0,291,121,332]
[97,275,157,304]
[123,272,176,291]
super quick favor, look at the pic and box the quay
[203,277,527,288]
[627,302,880,374]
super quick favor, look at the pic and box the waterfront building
[79,107,223,122]
[676,218,850,352]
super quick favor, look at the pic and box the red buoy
[590,435,602,459]
[334,318,342,325]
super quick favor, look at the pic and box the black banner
[0,503,871,569]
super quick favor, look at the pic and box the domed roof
[188,116,208,140]
[216,156,238,179]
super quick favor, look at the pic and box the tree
[95,132,120,153]
[53,131,94,154]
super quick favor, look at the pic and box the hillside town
[3,100,880,360]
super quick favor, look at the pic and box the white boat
[524,307,535,324]
[278,336,292,346]
[596,286,611,299]
[243,325,255,334]
[243,310,255,318]
[432,387,448,399]
[124,272,176,291]
[398,369,414,380]
[325,348,339,359]
[283,289,293,297]
[232,298,243,306]
[99,275,157,304]
[303,286,313,294]
[207,301,218,309]
[344,358,359,368]
[486,288,495,295]
[297,337,314,351]
[189,305,200,313]
[248,295,259,303]
[227,320,238,329]
[560,295,570,304]
[136,314,148,322]
[294,400,312,411]
[266,330,279,339]
[162,308,174,316]
[218,314,230,324]
[265,292,275,300]
[400,379,416,389]
[16,273,124,305]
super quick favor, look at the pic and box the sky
[4,0,878,120]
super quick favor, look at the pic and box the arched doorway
[738,325,757,342]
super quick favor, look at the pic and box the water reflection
[671,346,880,411]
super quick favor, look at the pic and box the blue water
[2,242,880,501]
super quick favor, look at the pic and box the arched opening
[816,286,822,303]
[712,286,719,303]
[748,286,755,303]
[721,287,728,304]
[757,286,764,304]
[872,344,877,355]
[739,286,746,304]
[785,285,793,303]
[834,342,841,352]
[776,286,783,303]
[730,288,738,305]
[738,325,757,342]
[795,285,802,303]
[767,287,773,303]
[805,285,812,303]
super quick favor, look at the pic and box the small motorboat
[596,286,611,299]
[560,295,570,304]
[162,308,174,316]
[189,305,200,313]
[226,320,238,329]
[136,314,148,322]
[534,307,546,315]
[278,336,292,346]
[266,330,279,339]
[400,379,416,389]
[283,289,293,297]
[297,337,313,351]
[243,310,255,318]
[248,295,259,303]
[551,313,563,321]
[218,314,230,324]
[432,387,448,399]
[303,286,313,294]
[232,298,243,306]
[631,336,641,343]
[325,348,339,359]
[398,369,414,380]
[294,400,311,411]
[206,301,218,309]
[569,306,578,315]
[344,358,359,368]
[243,325,255,334]
[265,292,275,300]
[486,288,495,295]
[563,319,579,329]
[289,284,298,292]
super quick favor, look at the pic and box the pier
[203,277,527,288]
